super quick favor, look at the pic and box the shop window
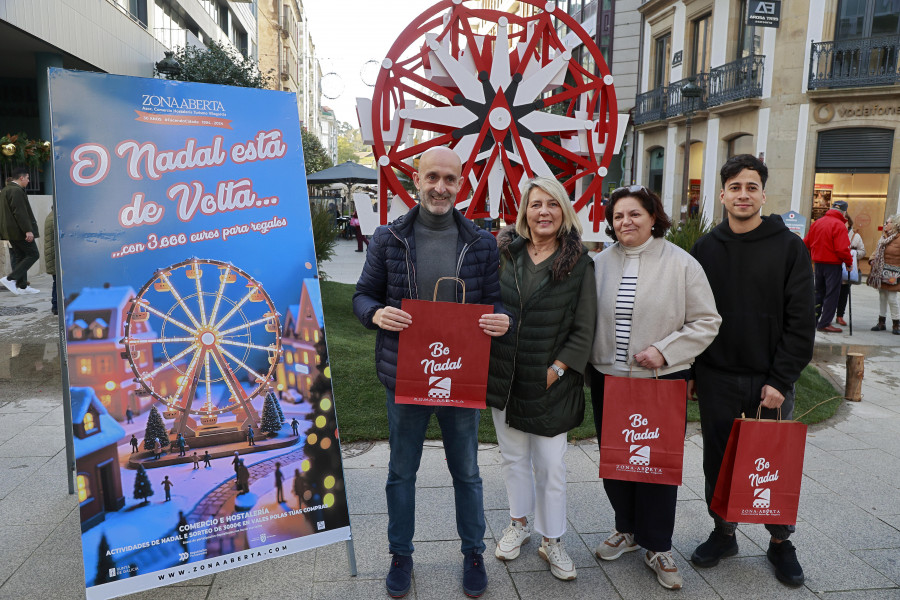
[313,330,319,343]
[77,474,91,503]
[303,351,309,364]
[288,372,296,387]
[813,172,889,271]
[285,351,293,365]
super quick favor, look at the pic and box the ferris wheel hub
[489,106,512,131]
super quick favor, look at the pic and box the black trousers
[694,363,795,540]
[7,239,39,288]
[814,262,843,328]
[589,365,687,552]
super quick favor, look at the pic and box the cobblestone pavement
[1,248,899,599]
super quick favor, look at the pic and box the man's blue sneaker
[386,553,413,598]
[463,551,487,597]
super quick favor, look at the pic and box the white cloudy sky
[304,0,438,126]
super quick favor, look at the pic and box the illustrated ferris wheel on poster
[358,0,622,234]
[121,258,281,436]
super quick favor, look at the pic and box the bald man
[353,146,511,598]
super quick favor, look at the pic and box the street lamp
[680,77,703,223]
[155,51,181,77]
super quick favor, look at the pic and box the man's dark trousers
[695,362,795,540]
[7,240,38,288]
[814,262,843,329]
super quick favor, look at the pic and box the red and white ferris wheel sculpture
[357,0,624,237]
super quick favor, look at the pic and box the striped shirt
[613,237,653,371]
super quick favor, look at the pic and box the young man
[690,154,815,586]
[0,167,40,295]
[353,146,510,598]
[804,200,853,332]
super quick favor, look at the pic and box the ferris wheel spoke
[193,265,208,326]
[218,339,277,353]
[143,303,197,335]
[133,336,196,345]
[208,265,231,326]
[213,286,257,331]
[219,316,275,337]
[172,347,205,407]
[392,132,456,162]
[208,347,247,404]
[160,272,203,330]
[204,352,213,409]
[146,343,198,379]
[218,346,267,383]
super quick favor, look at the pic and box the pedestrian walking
[835,216,865,326]
[291,417,299,436]
[804,200,852,332]
[192,452,200,470]
[0,167,40,295]
[130,434,139,453]
[203,450,212,468]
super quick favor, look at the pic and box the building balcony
[665,73,708,118]
[634,87,668,125]
[809,35,900,89]
[708,55,765,107]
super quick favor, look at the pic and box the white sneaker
[0,277,19,294]
[538,538,577,581]
[495,520,531,560]
[595,530,639,561]
[645,550,683,590]
[20,286,40,294]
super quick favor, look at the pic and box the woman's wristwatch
[549,364,565,378]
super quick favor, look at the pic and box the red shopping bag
[395,278,492,409]
[599,375,687,485]
[710,410,807,525]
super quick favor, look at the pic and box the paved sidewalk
[1,243,899,599]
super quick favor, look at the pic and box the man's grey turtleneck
[414,205,459,302]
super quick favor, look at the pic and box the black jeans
[7,239,39,288]
[694,363,795,540]
[589,365,687,552]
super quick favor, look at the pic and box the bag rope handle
[433,277,466,303]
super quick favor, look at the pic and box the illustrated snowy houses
[65,286,183,421]
[275,279,324,404]
[72,386,126,531]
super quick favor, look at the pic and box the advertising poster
[49,69,351,600]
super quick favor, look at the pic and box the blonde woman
[486,176,596,581]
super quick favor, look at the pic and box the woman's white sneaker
[494,520,531,560]
[538,538,577,580]
[645,550,683,590]
[595,530,639,560]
